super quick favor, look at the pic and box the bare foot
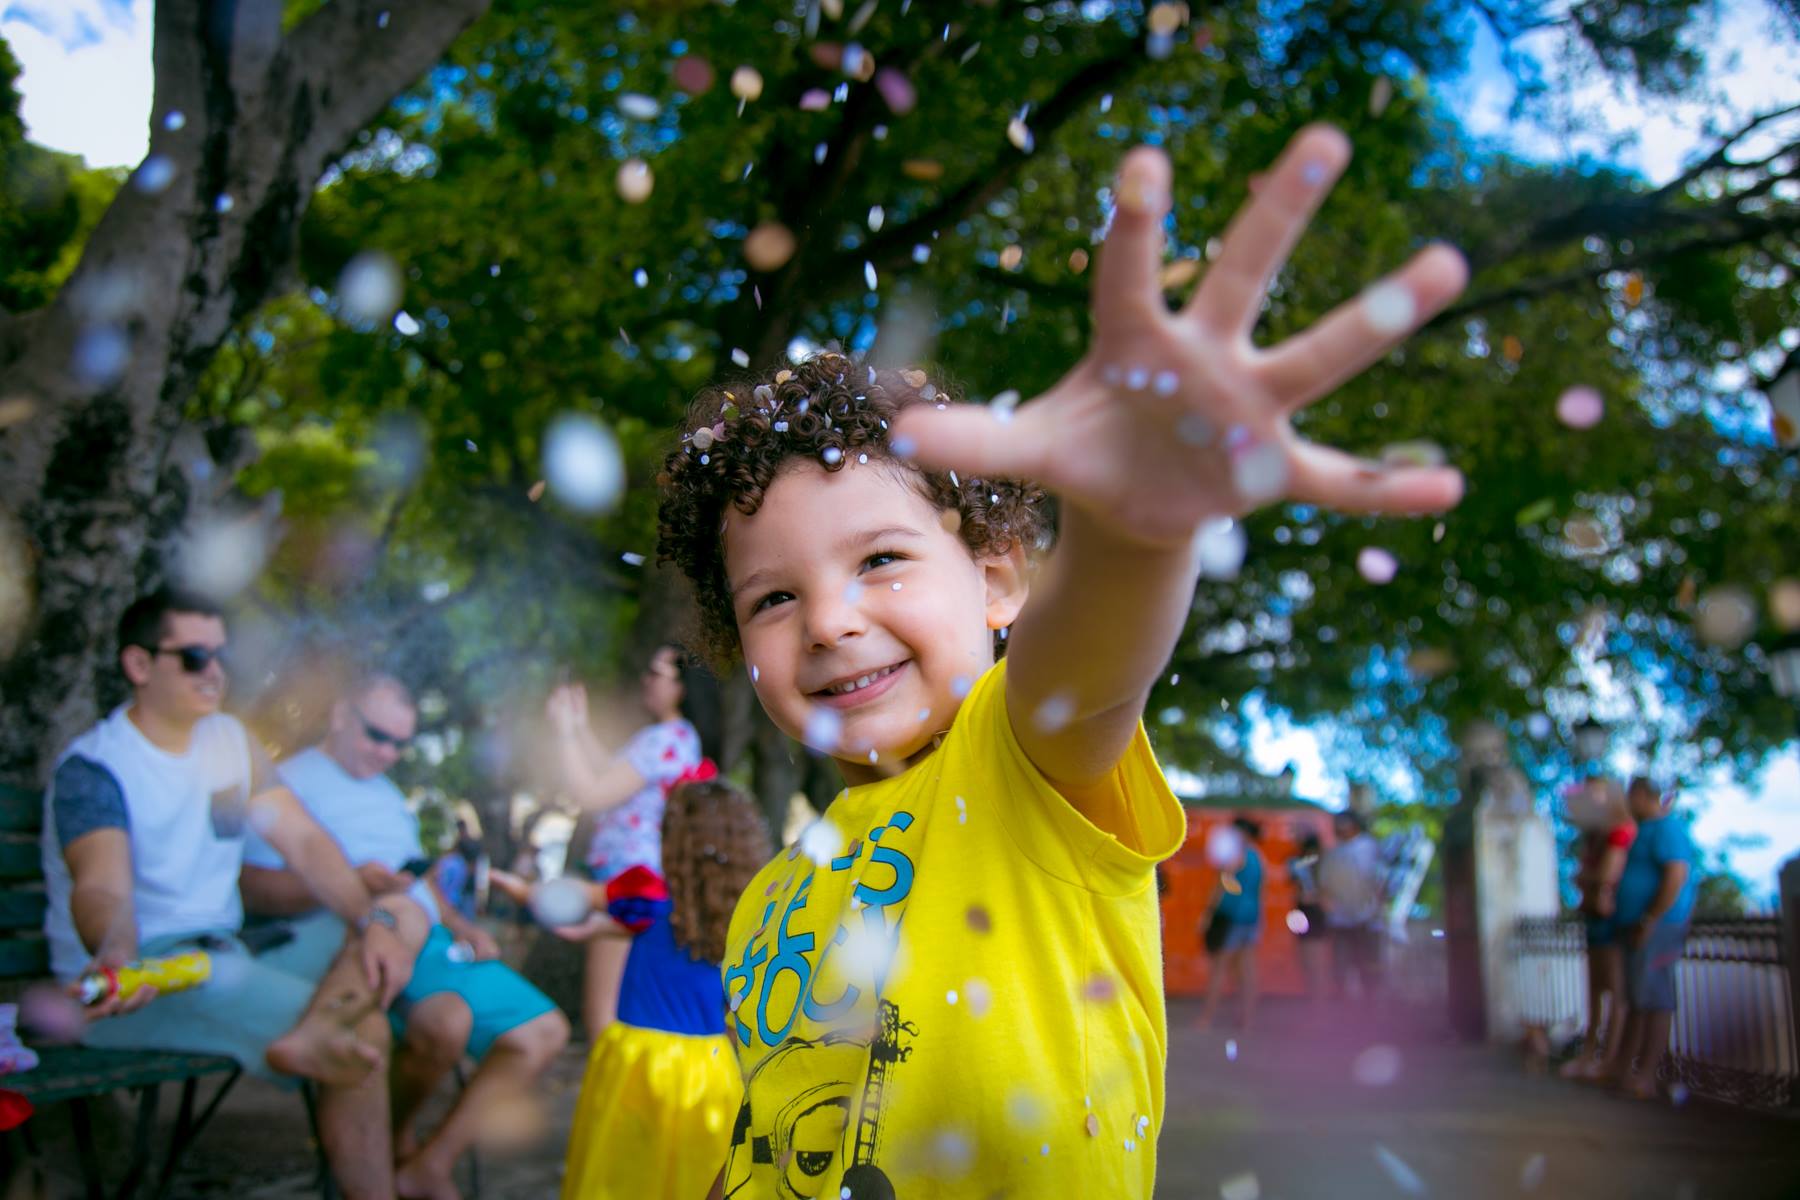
[266,1011,385,1087]
[395,1155,461,1200]
[1615,1073,1661,1102]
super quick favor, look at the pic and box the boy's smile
[723,458,1026,785]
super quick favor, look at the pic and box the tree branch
[1434,210,1800,327]
[287,0,494,169]
[858,41,1143,276]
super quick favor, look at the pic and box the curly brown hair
[656,350,1053,665]
[662,779,774,964]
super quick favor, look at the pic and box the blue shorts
[1584,914,1623,947]
[1626,921,1688,1012]
[392,926,558,1060]
[1215,920,1261,952]
[256,912,557,1060]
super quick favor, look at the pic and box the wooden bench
[1,781,245,1200]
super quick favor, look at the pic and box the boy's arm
[897,128,1468,784]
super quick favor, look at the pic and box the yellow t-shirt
[719,659,1186,1198]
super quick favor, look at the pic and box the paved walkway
[17,997,1799,1198]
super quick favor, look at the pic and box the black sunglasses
[146,644,228,674]
[356,708,412,750]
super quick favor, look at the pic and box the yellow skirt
[560,1021,741,1200]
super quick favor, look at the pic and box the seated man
[241,673,568,1200]
[43,589,424,1200]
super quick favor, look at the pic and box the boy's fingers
[1259,243,1469,412]
[1092,146,1174,336]
[1186,124,1350,337]
[1285,441,1465,515]
[890,403,1052,482]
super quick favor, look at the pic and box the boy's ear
[980,541,1030,631]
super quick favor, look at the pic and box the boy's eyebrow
[729,524,928,601]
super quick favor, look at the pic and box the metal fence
[1510,915,1797,1108]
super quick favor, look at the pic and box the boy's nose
[804,592,867,650]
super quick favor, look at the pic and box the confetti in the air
[1357,547,1398,585]
[1351,1043,1403,1086]
[1231,442,1289,504]
[1696,586,1757,649]
[798,818,842,866]
[1361,280,1416,334]
[618,93,660,120]
[1007,116,1034,152]
[1220,1171,1262,1200]
[673,55,714,94]
[1556,386,1604,430]
[1204,824,1245,867]
[803,706,843,752]
[1193,517,1247,580]
[1520,1153,1547,1193]
[1369,76,1394,116]
[528,877,591,927]
[543,415,624,513]
[1373,1144,1427,1196]
[339,251,403,324]
[744,223,798,272]
[730,66,764,102]
[615,159,654,203]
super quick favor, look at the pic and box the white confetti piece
[615,158,654,203]
[1373,1144,1426,1196]
[803,707,843,753]
[1361,281,1416,334]
[618,93,660,120]
[1357,547,1399,585]
[798,818,842,865]
[1231,442,1289,504]
[528,877,591,927]
[339,251,403,323]
[543,415,624,513]
[1193,518,1246,580]
[1351,1043,1403,1086]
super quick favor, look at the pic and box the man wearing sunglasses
[40,589,422,1200]
[241,673,568,1196]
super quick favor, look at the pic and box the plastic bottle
[76,950,212,1006]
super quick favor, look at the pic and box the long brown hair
[662,779,773,964]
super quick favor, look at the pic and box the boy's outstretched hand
[892,125,1469,549]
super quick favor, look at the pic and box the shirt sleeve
[248,737,279,796]
[626,723,693,787]
[51,756,129,850]
[1606,824,1636,850]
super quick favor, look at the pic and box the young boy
[661,127,1468,1196]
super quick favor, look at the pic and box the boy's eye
[862,551,903,571]
[750,591,792,615]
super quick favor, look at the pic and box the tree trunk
[0,0,489,785]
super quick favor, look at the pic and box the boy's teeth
[830,665,895,694]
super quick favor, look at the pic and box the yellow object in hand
[77,951,212,1006]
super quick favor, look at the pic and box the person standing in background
[1606,777,1696,1101]
[544,645,722,1041]
[1320,809,1386,1002]
[1200,817,1265,1031]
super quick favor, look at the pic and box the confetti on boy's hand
[890,125,1469,551]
